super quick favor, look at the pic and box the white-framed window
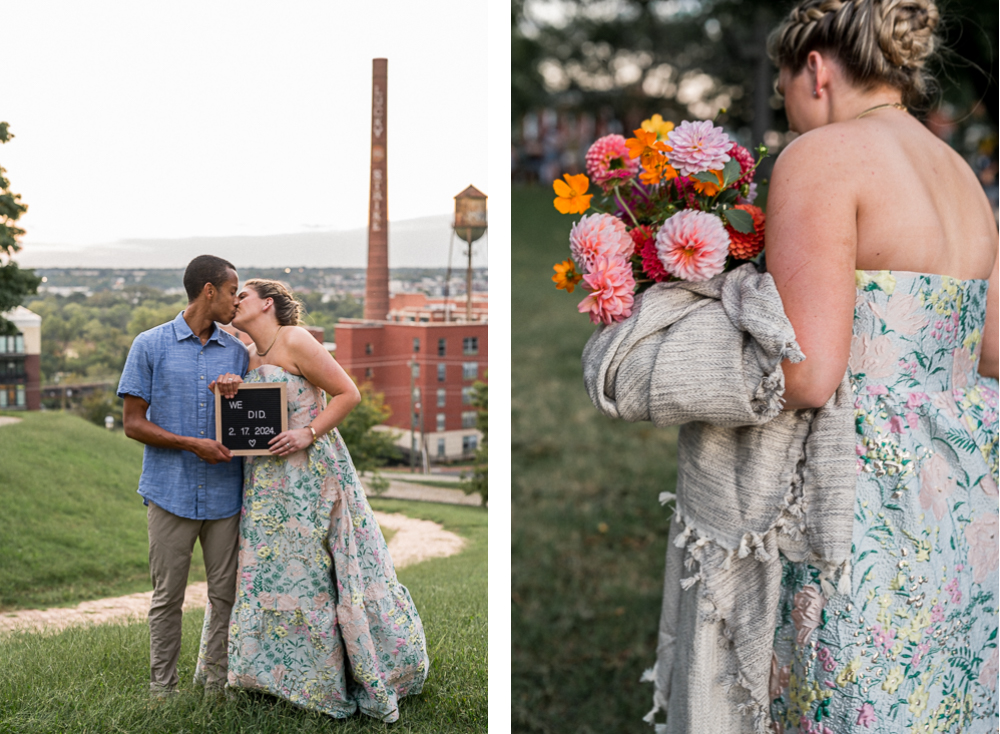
[413,337,420,353]
[437,438,446,457]
[437,388,446,407]
[462,336,478,355]
[437,338,446,356]
[436,413,446,432]
[437,363,446,382]
[413,387,421,403]
[462,386,475,404]
[15,385,25,407]
[462,435,478,453]
[461,410,477,429]
[462,362,478,380]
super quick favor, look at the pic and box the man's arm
[122,395,233,464]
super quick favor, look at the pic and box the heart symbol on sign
[248,439,256,447]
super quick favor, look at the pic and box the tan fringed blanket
[581,264,855,733]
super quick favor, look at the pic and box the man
[117,254,249,695]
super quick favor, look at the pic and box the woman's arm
[765,129,858,409]
[267,327,362,456]
[979,252,998,379]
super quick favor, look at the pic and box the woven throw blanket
[581,264,855,733]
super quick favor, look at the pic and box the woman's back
[832,112,997,280]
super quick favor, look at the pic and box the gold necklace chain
[256,325,284,356]
[856,102,908,119]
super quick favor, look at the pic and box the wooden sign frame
[214,382,288,456]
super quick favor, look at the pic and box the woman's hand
[268,428,313,457]
[209,373,243,398]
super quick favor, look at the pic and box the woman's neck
[243,320,283,354]
[827,85,904,124]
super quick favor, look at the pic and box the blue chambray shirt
[117,311,250,520]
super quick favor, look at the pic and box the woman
[196,279,429,721]
[765,0,998,731]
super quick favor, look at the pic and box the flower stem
[614,186,640,227]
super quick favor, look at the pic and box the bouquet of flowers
[551,114,769,325]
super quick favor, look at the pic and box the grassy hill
[0,412,208,609]
[0,411,487,732]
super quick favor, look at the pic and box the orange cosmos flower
[692,169,725,196]
[553,173,593,214]
[552,259,584,293]
[626,129,660,159]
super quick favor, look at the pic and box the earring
[813,89,819,98]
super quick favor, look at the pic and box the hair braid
[769,0,939,109]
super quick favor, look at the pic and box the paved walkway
[366,473,483,506]
[0,511,464,635]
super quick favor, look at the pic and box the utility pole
[408,355,418,473]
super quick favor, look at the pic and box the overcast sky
[3,1,488,263]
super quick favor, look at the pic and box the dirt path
[0,511,464,635]
[0,417,23,427]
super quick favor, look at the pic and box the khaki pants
[147,502,239,693]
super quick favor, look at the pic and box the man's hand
[209,373,243,399]
[190,439,233,464]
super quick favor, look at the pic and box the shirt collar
[173,310,228,347]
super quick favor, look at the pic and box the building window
[462,386,475,404]
[365,343,373,355]
[461,410,477,429]
[462,435,478,453]
[437,363,446,382]
[437,438,446,458]
[437,338,446,356]
[412,387,421,404]
[413,337,420,353]
[15,335,23,353]
[365,368,374,380]
[436,413,446,432]
[15,385,24,407]
[462,362,478,380]
[411,363,420,378]
[463,336,478,355]
[0,335,23,354]
[436,388,446,407]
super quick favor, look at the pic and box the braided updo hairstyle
[243,279,304,326]
[769,0,940,108]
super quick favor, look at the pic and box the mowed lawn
[0,412,486,733]
[512,185,680,733]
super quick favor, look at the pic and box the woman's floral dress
[771,271,998,733]
[195,365,429,721]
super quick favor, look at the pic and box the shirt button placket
[198,343,207,518]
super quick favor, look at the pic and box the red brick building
[334,317,487,462]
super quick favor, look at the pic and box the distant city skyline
[2,1,488,265]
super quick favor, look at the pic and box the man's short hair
[183,255,237,302]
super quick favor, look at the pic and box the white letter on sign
[229,401,242,409]
[248,410,266,419]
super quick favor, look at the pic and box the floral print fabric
[195,365,429,720]
[771,271,999,733]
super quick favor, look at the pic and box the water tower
[450,185,487,321]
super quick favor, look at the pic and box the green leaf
[691,171,719,184]
[717,188,739,205]
[722,157,741,186]
[724,207,755,234]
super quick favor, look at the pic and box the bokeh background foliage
[512,187,680,732]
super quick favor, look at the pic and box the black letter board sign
[214,383,288,456]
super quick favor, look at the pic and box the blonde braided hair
[769,0,939,108]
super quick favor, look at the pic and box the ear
[806,50,832,95]
[202,282,216,300]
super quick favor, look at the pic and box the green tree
[0,123,41,334]
[465,378,488,504]
[337,381,401,493]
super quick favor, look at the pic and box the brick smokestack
[364,58,390,321]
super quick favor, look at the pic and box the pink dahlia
[578,256,635,325]
[585,135,640,188]
[666,120,732,177]
[569,213,634,273]
[632,225,670,283]
[655,210,730,282]
[728,142,755,187]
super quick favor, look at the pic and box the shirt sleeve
[239,341,250,377]
[117,332,154,403]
